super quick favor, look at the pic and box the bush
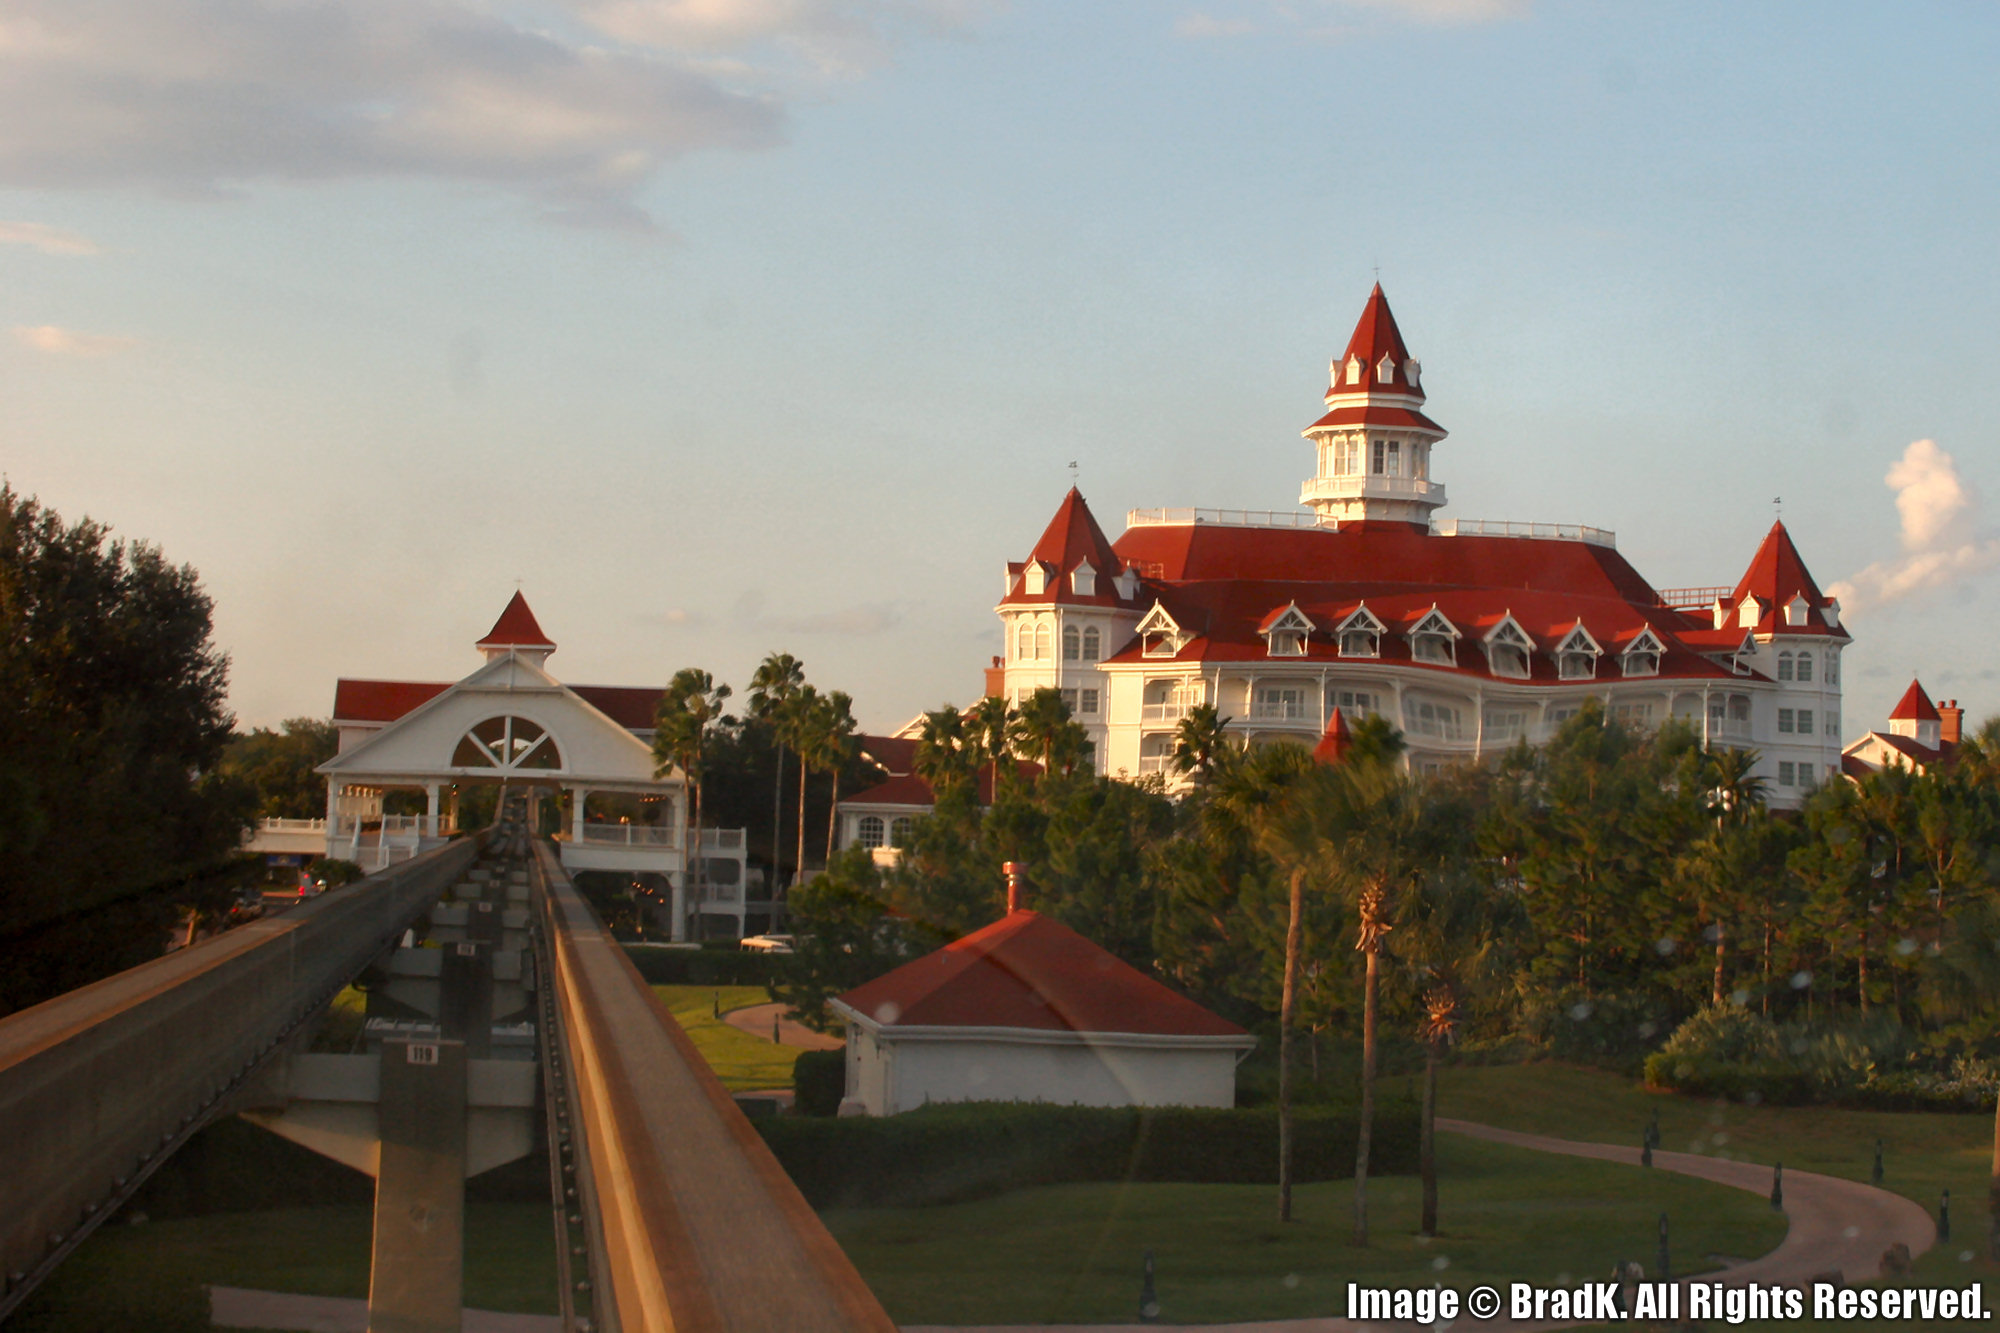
[1641,1007,1963,1108]
[622,945,782,987]
[755,1100,1419,1209]
[792,1048,846,1117]
[1520,987,1681,1072]
[311,857,365,887]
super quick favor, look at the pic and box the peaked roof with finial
[834,909,1248,1038]
[1728,521,1847,639]
[1001,488,1142,608]
[1305,284,1444,437]
[476,591,556,649]
[1312,707,1352,765]
[1889,679,1941,723]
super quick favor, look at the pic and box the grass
[652,983,802,1091]
[12,1203,558,1327]
[1438,1061,2000,1330]
[822,1132,1786,1325]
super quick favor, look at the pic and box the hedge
[755,1101,1419,1209]
[792,1048,846,1117]
[622,944,782,986]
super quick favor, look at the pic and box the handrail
[533,842,896,1332]
[0,834,485,1319]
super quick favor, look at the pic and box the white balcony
[1127,507,1338,531]
[1248,703,1313,722]
[1140,701,1198,724]
[1300,475,1446,506]
[574,822,680,847]
[1432,517,1615,549]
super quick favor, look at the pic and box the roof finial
[1772,496,1782,518]
[1068,460,1079,486]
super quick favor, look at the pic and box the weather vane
[1068,460,1079,485]
[1773,496,1783,518]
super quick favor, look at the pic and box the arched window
[451,716,562,770]
[1826,653,1839,684]
[1015,623,1032,661]
[856,816,886,849]
[1081,626,1101,661]
[1063,624,1080,661]
[1034,625,1052,661]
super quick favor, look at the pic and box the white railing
[1657,586,1734,611]
[701,828,745,850]
[1126,507,1338,530]
[1298,476,1446,504]
[1248,704,1312,722]
[1140,700,1199,724]
[575,823,680,847]
[1136,753,1174,775]
[1432,518,1617,549]
[379,815,428,833]
[259,817,327,833]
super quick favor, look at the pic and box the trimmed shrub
[792,1048,846,1117]
[755,1100,1419,1209]
[623,945,782,987]
[1640,1007,1973,1109]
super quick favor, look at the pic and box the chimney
[1941,700,1964,747]
[984,658,1007,699]
[1002,861,1025,913]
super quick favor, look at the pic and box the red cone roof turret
[1889,679,1941,723]
[1727,521,1846,639]
[1305,284,1443,437]
[1002,488,1135,607]
[477,592,555,649]
[1312,707,1352,765]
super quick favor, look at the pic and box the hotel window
[1548,705,1583,727]
[1269,629,1306,657]
[1340,628,1379,658]
[1254,686,1310,720]
[1826,709,1839,736]
[1034,625,1052,661]
[1412,446,1428,480]
[1482,707,1530,742]
[1063,625,1080,661]
[1015,624,1032,660]
[1412,632,1455,665]
[1798,709,1814,734]
[1779,761,1796,787]
[1328,688,1379,717]
[857,815,886,849]
[1081,626,1101,661]
[1777,652,1794,681]
[1796,654,1813,683]
[1402,697,1465,740]
[1558,650,1596,681]
[1143,631,1178,658]
[890,817,915,847]
[1079,688,1099,716]
[1778,708,1795,734]
[1612,702,1656,727]
[1827,653,1839,684]
[1488,643,1530,679]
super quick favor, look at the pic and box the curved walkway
[904,1120,1939,1333]
[723,1000,844,1050]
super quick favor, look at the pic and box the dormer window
[1553,623,1602,680]
[1137,602,1185,659]
[1113,566,1141,601]
[1270,630,1305,656]
[1376,353,1395,384]
[1711,597,1729,631]
[1785,595,1810,627]
[1408,608,1460,666]
[1822,598,1841,628]
[1260,603,1315,658]
[1336,605,1385,659]
[1071,560,1097,597]
[1346,355,1363,385]
[1024,562,1047,596]
[1405,358,1421,389]
[1621,628,1665,678]
[1737,595,1761,629]
[1483,617,1534,679]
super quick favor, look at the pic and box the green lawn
[652,983,802,1091]
[823,1132,1786,1325]
[1439,1061,1998,1330]
[11,1203,557,1328]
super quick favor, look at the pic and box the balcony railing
[700,828,744,850]
[1299,475,1446,505]
[1126,507,1338,531]
[1140,700,1200,724]
[574,823,680,847]
[1432,518,1616,549]
[1657,586,1734,612]
[259,817,327,833]
[1137,753,1175,775]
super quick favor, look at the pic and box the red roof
[836,910,1246,1038]
[333,679,450,723]
[477,592,555,648]
[844,761,1040,810]
[858,734,919,776]
[1889,679,1940,723]
[1728,522,1846,639]
[1312,708,1352,764]
[1305,403,1445,434]
[1002,489,1134,609]
[1866,732,1943,766]
[1337,284,1417,395]
[332,678,662,731]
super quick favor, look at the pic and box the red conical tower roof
[477,591,555,648]
[1727,521,1845,638]
[1312,707,1352,765]
[1889,679,1940,723]
[1002,488,1134,607]
[1337,283,1417,396]
[1306,284,1442,437]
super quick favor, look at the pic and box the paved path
[903,1120,1940,1333]
[723,1000,844,1050]
[209,1285,560,1331]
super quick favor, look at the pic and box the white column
[324,780,341,858]
[425,784,440,839]
[570,786,588,842]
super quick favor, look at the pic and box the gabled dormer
[1552,622,1602,680]
[1071,559,1097,597]
[1335,604,1386,658]
[1023,561,1051,596]
[1737,594,1765,629]
[1259,603,1315,658]
[1620,627,1666,678]
[1136,602,1187,659]
[1822,597,1842,629]
[1711,596,1730,631]
[1482,615,1534,679]
[1408,606,1460,666]
[1114,564,1142,602]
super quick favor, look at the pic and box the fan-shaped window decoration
[452,716,562,770]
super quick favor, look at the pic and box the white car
[738,934,796,954]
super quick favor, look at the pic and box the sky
[3,0,1999,739]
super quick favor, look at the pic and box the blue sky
[3,0,1997,737]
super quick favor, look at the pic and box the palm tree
[748,652,805,886]
[782,684,822,880]
[1008,686,1072,777]
[1171,703,1232,783]
[652,668,732,938]
[1697,745,1769,1004]
[965,695,1015,794]
[818,690,859,862]
[914,706,974,796]
[1252,768,1325,1224]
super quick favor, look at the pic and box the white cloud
[0,221,98,255]
[1174,12,1261,38]
[12,324,136,356]
[1828,438,2000,613]
[0,0,996,225]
